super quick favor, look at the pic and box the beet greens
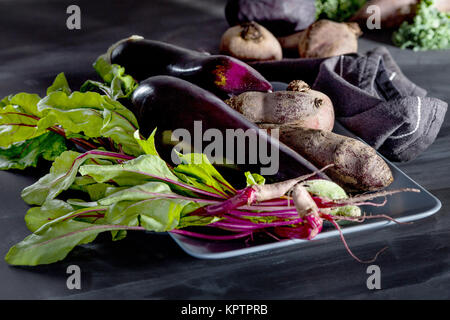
[5,131,419,266]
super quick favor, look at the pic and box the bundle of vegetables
[0,40,418,267]
[393,0,450,50]
[0,64,141,171]
[4,131,418,266]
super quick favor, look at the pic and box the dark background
[0,0,449,299]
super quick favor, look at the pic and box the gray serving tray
[169,83,442,259]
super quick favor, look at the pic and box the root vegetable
[259,125,394,192]
[220,21,283,61]
[225,80,335,131]
[297,20,362,58]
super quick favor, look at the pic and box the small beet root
[220,21,283,62]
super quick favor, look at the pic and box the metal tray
[169,83,442,259]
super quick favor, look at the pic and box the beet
[107,37,272,98]
[131,75,324,183]
[225,0,317,36]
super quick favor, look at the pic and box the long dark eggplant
[102,36,272,99]
[131,75,325,185]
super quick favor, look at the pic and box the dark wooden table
[0,0,449,300]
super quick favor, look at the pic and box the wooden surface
[0,0,449,299]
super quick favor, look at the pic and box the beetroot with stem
[170,168,420,263]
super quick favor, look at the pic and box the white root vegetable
[251,164,334,202]
[220,21,283,61]
[225,80,335,131]
[292,184,319,217]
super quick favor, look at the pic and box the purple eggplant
[103,36,272,99]
[131,75,324,184]
[225,0,317,37]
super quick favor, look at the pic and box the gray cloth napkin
[250,47,448,162]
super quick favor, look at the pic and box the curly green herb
[393,0,450,51]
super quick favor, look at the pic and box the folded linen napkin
[250,47,448,162]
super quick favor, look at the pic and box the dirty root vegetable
[282,20,362,58]
[102,36,272,98]
[220,21,283,61]
[225,0,317,36]
[258,125,394,192]
[225,80,335,131]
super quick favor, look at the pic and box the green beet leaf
[0,93,45,148]
[94,57,138,99]
[46,72,72,96]
[304,179,361,217]
[21,150,130,206]
[245,172,266,186]
[134,129,159,156]
[106,197,196,232]
[5,218,143,266]
[0,131,67,170]
[36,91,141,156]
[21,151,81,205]
[79,154,180,187]
[25,199,75,233]
[173,153,236,197]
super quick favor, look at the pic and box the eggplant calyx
[99,35,145,63]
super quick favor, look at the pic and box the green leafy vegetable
[0,73,144,171]
[6,138,403,266]
[0,131,67,170]
[21,150,132,206]
[304,179,361,217]
[25,199,75,233]
[315,0,366,22]
[134,129,159,156]
[37,90,141,156]
[0,93,44,148]
[81,57,138,100]
[5,218,143,266]
[6,149,213,265]
[173,152,236,197]
[393,0,450,51]
[46,72,72,96]
[79,154,180,187]
[245,172,265,186]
